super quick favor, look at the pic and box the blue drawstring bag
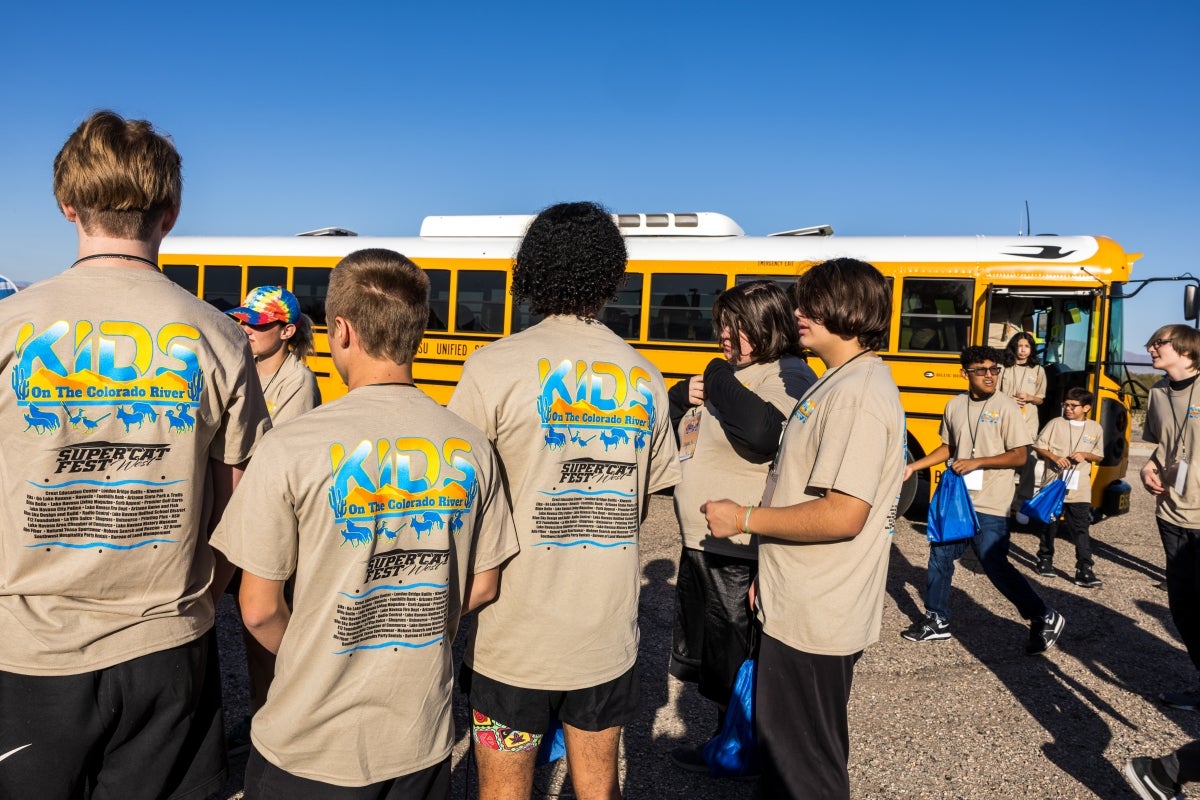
[1020,473,1069,525]
[926,469,979,543]
[702,657,758,777]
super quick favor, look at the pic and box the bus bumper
[1102,479,1132,517]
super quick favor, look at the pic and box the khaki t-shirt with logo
[999,363,1046,440]
[449,316,680,690]
[674,356,812,558]
[211,385,518,786]
[1034,417,1104,505]
[940,391,1031,517]
[756,355,905,656]
[1144,380,1200,527]
[0,267,269,676]
[263,351,321,424]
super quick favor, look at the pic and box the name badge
[678,408,702,462]
[963,469,984,491]
[1176,460,1189,496]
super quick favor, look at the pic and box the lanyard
[1167,380,1197,461]
[769,349,872,472]
[962,395,992,458]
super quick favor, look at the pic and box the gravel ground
[213,443,1200,799]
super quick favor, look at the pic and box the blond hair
[53,110,182,239]
[326,249,429,364]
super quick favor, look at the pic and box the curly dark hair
[960,345,1004,368]
[511,201,627,316]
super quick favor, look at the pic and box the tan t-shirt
[211,385,518,786]
[263,351,321,424]
[756,355,905,656]
[999,363,1046,439]
[1144,379,1200,527]
[0,267,269,676]
[940,391,1032,517]
[1034,417,1104,505]
[449,315,680,689]
[674,356,812,557]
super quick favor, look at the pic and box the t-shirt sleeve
[209,434,298,581]
[447,358,495,439]
[1001,400,1034,449]
[1088,421,1105,457]
[468,444,519,574]
[210,341,272,465]
[1034,419,1058,452]
[271,370,320,426]
[806,405,891,506]
[646,381,682,494]
[1144,389,1162,445]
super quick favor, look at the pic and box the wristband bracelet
[741,504,755,535]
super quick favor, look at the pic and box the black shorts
[244,747,450,800]
[669,546,757,703]
[0,629,226,800]
[460,664,639,734]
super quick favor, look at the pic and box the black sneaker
[1036,559,1056,577]
[1073,569,1102,588]
[1123,757,1183,800]
[668,745,710,774]
[1026,609,1065,655]
[901,613,950,642]
[1160,688,1200,711]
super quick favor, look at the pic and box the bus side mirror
[1186,285,1199,322]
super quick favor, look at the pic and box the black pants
[245,748,450,800]
[756,633,860,800]
[1037,502,1094,570]
[0,631,225,800]
[1159,518,1200,675]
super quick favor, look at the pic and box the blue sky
[1,1,1195,355]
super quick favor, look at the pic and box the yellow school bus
[159,212,1140,516]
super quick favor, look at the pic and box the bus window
[293,267,331,326]
[601,273,643,339]
[202,265,242,312]
[247,266,287,293]
[456,271,507,333]
[163,264,198,295]
[427,269,449,331]
[649,274,726,342]
[899,278,973,352]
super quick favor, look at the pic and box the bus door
[983,286,1101,429]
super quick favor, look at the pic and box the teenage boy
[1141,323,1200,710]
[1031,386,1104,586]
[212,248,518,798]
[704,258,905,800]
[901,346,1065,655]
[0,111,270,799]
[449,202,679,800]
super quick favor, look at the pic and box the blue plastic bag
[926,468,979,543]
[535,719,566,765]
[1021,475,1068,525]
[702,658,758,778]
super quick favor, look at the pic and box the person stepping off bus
[901,346,1065,655]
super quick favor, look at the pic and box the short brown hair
[792,258,890,351]
[326,249,429,364]
[712,280,800,364]
[53,110,182,239]
[1147,323,1200,371]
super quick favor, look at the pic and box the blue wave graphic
[333,636,443,655]
[338,582,448,600]
[536,539,632,549]
[33,479,186,490]
[538,489,634,498]
[27,538,177,551]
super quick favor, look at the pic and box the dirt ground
[214,443,1200,799]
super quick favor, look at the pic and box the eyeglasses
[238,319,284,332]
[965,366,1002,376]
[1062,403,1082,410]
[1146,338,1174,351]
